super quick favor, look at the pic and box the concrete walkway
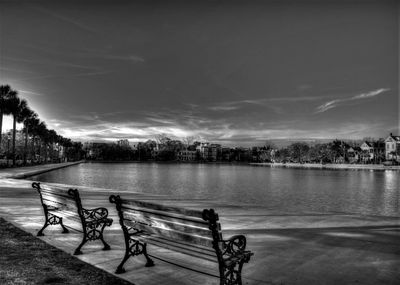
[1,162,400,284]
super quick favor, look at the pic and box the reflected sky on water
[29,163,400,216]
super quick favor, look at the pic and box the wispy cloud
[19,90,44,96]
[206,95,324,112]
[208,105,240,111]
[19,70,112,81]
[315,88,390,113]
[0,67,36,74]
[31,6,97,33]
[4,56,97,70]
[101,55,145,63]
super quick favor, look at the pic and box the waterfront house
[372,140,385,164]
[347,146,361,164]
[384,133,400,161]
[360,140,385,164]
[360,141,374,163]
[196,143,222,162]
[177,150,198,161]
[116,139,130,148]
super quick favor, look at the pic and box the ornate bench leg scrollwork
[116,238,154,274]
[37,210,69,236]
[69,189,113,255]
[110,194,154,274]
[203,209,253,285]
[74,218,113,255]
[220,235,250,285]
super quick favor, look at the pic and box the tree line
[0,85,84,166]
[86,138,389,165]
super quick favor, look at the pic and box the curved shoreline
[0,160,84,179]
[250,162,400,171]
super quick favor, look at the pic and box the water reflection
[29,163,400,217]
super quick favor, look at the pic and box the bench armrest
[221,235,248,255]
[82,207,109,221]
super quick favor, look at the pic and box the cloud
[0,67,36,74]
[208,105,240,111]
[31,6,97,33]
[297,84,313,91]
[19,70,112,81]
[101,55,145,63]
[315,88,390,113]
[352,88,390,99]
[4,56,99,71]
[19,90,44,96]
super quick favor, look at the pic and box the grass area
[0,218,133,285]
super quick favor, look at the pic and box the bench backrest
[32,182,84,223]
[109,195,224,261]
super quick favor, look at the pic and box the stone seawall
[250,162,400,171]
[0,160,84,179]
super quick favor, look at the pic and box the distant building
[361,141,376,163]
[385,133,400,161]
[221,147,232,161]
[195,143,222,161]
[360,140,385,164]
[196,143,209,161]
[117,139,130,148]
[177,150,198,161]
[347,146,361,164]
[83,142,110,159]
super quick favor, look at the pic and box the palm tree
[5,90,22,166]
[28,116,40,163]
[0,85,12,154]
[18,103,37,165]
[61,137,72,161]
[56,135,65,162]
[47,129,58,162]
[36,121,48,163]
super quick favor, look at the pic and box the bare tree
[181,136,195,150]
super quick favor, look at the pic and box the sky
[0,0,399,146]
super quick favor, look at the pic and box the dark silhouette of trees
[0,84,83,166]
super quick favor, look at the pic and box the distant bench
[109,195,253,285]
[32,182,113,255]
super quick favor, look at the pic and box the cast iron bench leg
[38,213,69,236]
[116,250,130,274]
[74,237,87,255]
[143,243,154,267]
[37,222,49,236]
[60,217,69,233]
[115,240,154,274]
[99,222,111,250]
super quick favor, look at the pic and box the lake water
[29,162,400,217]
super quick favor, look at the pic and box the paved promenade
[0,162,399,284]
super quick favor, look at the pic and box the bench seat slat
[42,199,79,212]
[120,199,205,219]
[41,193,76,204]
[42,196,78,210]
[123,212,214,237]
[121,205,210,228]
[135,235,218,263]
[130,231,216,254]
[39,185,71,194]
[124,220,214,248]
[40,189,72,200]
[143,234,216,257]
[49,211,82,223]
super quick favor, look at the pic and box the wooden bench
[32,182,113,255]
[109,195,253,285]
